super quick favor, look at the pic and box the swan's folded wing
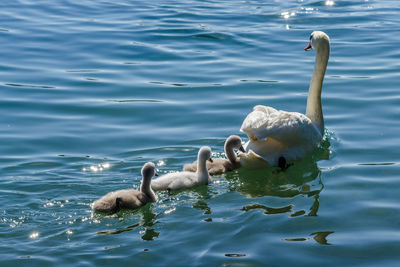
[240,105,321,145]
[240,106,276,139]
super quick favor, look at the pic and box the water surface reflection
[95,205,159,241]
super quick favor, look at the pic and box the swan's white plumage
[241,105,321,146]
[240,107,322,167]
[239,31,330,169]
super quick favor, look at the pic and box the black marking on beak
[239,145,245,153]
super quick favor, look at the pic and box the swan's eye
[309,35,313,41]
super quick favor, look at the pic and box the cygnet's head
[141,162,157,180]
[225,135,245,152]
[304,31,330,51]
[198,146,212,162]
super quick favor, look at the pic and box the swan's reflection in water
[227,137,334,244]
[159,184,215,221]
[240,203,294,215]
[96,205,159,241]
[282,231,334,245]
[191,187,213,222]
[311,231,334,245]
[230,137,330,217]
[227,159,323,216]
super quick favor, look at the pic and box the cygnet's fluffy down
[92,162,158,214]
[151,146,212,192]
[183,135,245,175]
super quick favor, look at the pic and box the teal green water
[1,0,400,266]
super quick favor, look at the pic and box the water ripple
[1,0,400,265]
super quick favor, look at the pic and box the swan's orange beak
[304,43,312,51]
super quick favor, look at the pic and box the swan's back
[92,189,148,213]
[152,146,212,191]
[182,162,197,172]
[92,162,157,213]
[183,158,236,175]
[241,105,322,146]
[208,158,236,174]
[151,171,198,190]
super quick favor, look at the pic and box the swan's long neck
[306,43,329,135]
[141,177,157,202]
[225,142,237,164]
[196,156,209,183]
[197,156,207,174]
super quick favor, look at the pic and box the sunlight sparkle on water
[29,232,39,239]
[164,208,176,215]
[281,11,296,19]
[83,163,111,172]
[326,0,334,6]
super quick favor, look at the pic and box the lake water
[1,0,400,266]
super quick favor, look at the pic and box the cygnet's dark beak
[239,145,245,153]
[154,172,159,176]
[208,158,213,163]
[304,43,312,51]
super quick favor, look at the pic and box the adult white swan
[238,31,330,169]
